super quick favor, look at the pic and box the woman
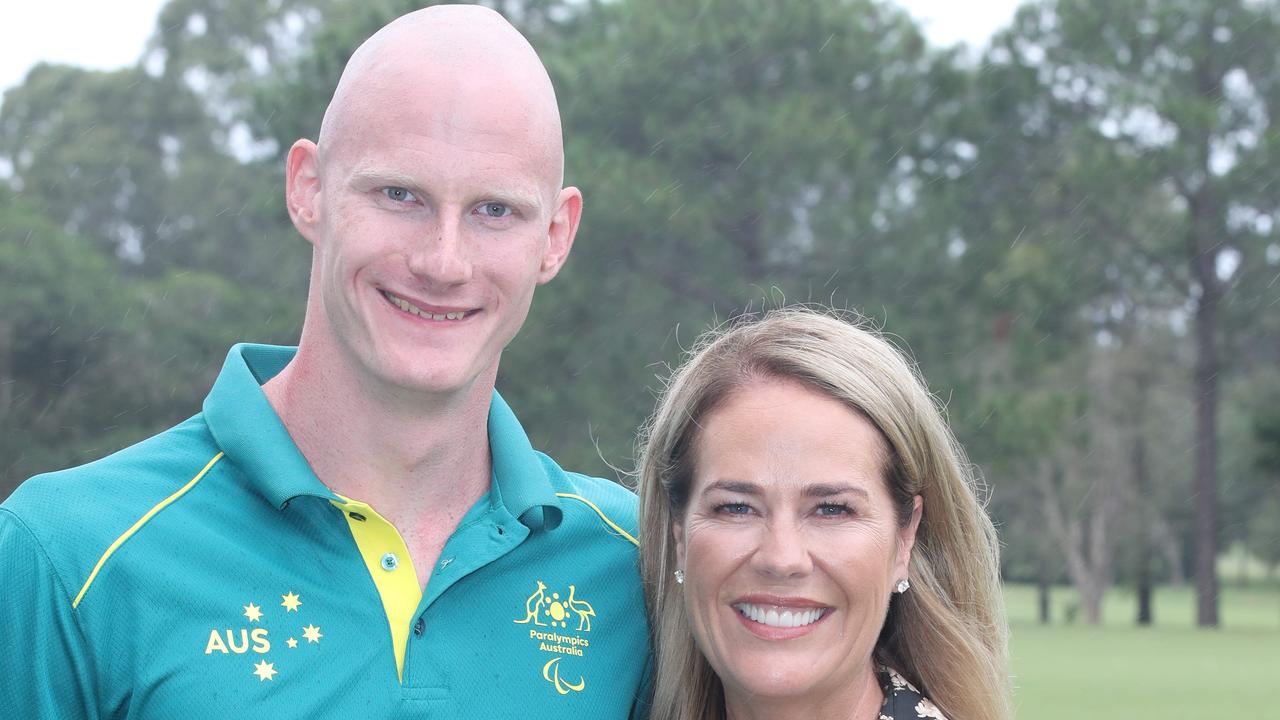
[637,308,1012,720]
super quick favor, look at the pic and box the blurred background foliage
[2,0,1279,633]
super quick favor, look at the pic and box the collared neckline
[203,343,336,509]
[202,343,563,530]
[486,391,563,531]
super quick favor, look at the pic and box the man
[0,6,648,718]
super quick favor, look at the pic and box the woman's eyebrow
[805,484,870,499]
[703,479,761,495]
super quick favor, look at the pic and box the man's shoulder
[2,415,223,575]
[535,453,639,548]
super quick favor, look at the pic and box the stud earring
[674,569,685,585]
[895,578,910,594]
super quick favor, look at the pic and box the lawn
[1005,583,1280,719]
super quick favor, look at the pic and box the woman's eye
[477,202,512,218]
[816,503,852,517]
[716,502,752,516]
[382,187,417,203]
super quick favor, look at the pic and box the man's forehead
[322,98,560,197]
[317,7,565,189]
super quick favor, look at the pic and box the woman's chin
[720,662,832,705]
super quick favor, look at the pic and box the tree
[963,0,1280,627]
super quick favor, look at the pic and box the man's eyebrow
[348,168,419,188]
[485,187,544,211]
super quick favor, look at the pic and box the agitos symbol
[542,657,586,695]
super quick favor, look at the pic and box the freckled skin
[674,380,922,720]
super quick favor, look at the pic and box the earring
[674,569,685,585]
[895,578,910,594]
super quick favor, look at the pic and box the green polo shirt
[0,344,650,719]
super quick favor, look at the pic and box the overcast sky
[0,0,1023,98]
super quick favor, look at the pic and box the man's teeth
[387,293,466,321]
[734,603,826,628]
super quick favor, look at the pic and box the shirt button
[380,552,399,571]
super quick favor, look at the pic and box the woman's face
[674,379,921,707]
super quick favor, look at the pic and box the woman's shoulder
[877,667,949,720]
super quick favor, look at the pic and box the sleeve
[0,508,101,719]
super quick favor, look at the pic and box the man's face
[289,66,578,397]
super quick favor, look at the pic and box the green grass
[1005,583,1280,719]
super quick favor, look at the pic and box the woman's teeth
[734,603,826,628]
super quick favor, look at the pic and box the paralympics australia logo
[202,590,323,684]
[514,579,595,695]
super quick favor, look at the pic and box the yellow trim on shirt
[554,492,639,547]
[73,452,225,609]
[332,496,422,682]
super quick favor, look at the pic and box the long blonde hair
[636,308,1012,720]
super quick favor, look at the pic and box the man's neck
[261,343,495,542]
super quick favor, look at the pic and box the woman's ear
[896,495,923,579]
[672,515,687,572]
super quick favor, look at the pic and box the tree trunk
[1189,199,1222,628]
[1081,576,1103,625]
[1037,557,1051,625]
[1149,513,1187,587]
[1037,458,1114,626]
[1188,41,1224,629]
[1133,367,1153,626]
[1135,486,1154,624]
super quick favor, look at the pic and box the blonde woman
[637,308,1012,720]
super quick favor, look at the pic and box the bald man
[0,6,650,718]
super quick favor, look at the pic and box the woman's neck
[722,667,884,720]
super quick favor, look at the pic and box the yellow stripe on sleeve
[73,452,225,609]
[554,493,639,547]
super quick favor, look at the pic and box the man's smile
[380,289,477,322]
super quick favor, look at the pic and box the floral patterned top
[877,667,948,720]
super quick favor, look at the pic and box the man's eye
[477,202,512,218]
[382,187,417,203]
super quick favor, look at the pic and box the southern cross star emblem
[206,590,322,684]
[253,660,277,682]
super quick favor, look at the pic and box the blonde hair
[636,307,1012,720]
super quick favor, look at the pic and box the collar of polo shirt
[201,344,566,681]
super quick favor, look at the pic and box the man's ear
[285,139,323,245]
[537,186,582,284]
[896,495,923,580]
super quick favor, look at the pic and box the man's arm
[0,508,101,719]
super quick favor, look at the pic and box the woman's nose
[748,518,813,579]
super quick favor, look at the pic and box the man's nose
[407,217,472,284]
[748,517,813,579]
